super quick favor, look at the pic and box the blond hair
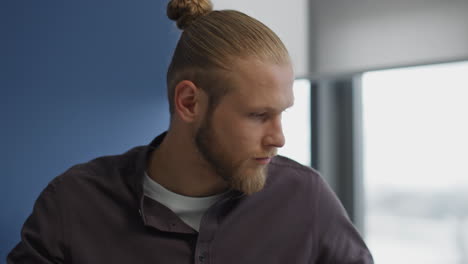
[166,0,290,114]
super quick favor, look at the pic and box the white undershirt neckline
[143,172,229,232]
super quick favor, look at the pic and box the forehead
[222,59,295,111]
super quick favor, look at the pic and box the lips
[254,157,272,165]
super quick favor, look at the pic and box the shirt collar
[132,131,245,233]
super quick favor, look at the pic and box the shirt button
[199,253,206,262]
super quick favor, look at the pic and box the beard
[194,114,268,195]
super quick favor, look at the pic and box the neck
[147,129,229,197]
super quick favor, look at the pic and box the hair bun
[167,0,213,30]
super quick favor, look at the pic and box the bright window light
[278,79,311,166]
[362,61,468,264]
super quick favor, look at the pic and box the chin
[230,166,267,195]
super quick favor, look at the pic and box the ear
[173,80,203,122]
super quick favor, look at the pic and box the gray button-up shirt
[8,133,374,263]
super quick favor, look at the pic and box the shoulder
[74,145,145,175]
[46,145,147,197]
[269,155,322,182]
[270,155,317,173]
[266,155,327,194]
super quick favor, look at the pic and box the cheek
[220,119,264,151]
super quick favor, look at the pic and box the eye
[249,112,268,121]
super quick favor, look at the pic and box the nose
[264,116,285,148]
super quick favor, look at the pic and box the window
[362,61,468,264]
[279,79,311,166]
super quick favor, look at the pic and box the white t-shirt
[143,172,229,232]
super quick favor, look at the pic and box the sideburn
[194,107,233,183]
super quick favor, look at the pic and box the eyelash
[249,112,268,121]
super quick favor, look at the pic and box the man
[8,0,374,263]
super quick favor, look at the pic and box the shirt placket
[194,195,237,264]
[194,210,217,264]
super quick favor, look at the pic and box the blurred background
[2,0,468,262]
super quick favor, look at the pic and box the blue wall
[0,0,179,258]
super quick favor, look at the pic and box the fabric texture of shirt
[7,132,374,264]
[143,172,229,231]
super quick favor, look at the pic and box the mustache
[255,149,278,158]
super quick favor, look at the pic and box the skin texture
[147,58,294,197]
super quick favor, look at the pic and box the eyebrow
[252,104,294,113]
